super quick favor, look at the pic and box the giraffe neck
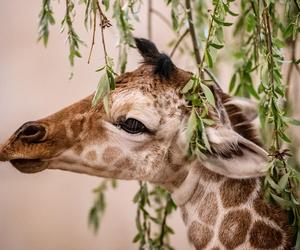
[170,163,294,250]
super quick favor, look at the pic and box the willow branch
[185,0,202,75]
[87,10,97,64]
[148,0,152,40]
[96,0,111,64]
[262,1,281,150]
[294,0,300,12]
[286,38,298,101]
[203,68,222,87]
[262,3,275,86]
[158,198,170,247]
[198,0,220,74]
[170,28,189,57]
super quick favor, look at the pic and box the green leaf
[199,118,211,153]
[246,83,260,100]
[202,118,215,126]
[283,117,300,126]
[279,132,291,143]
[278,173,290,190]
[266,175,281,193]
[212,16,233,26]
[270,193,294,209]
[132,233,141,243]
[229,73,237,93]
[186,109,197,142]
[181,79,194,94]
[209,43,224,49]
[246,13,256,32]
[205,50,213,68]
[92,73,110,107]
[284,23,293,39]
[201,84,216,108]
[102,0,109,11]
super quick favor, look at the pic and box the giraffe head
[0,38,269,184]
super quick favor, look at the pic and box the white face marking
[111,90,161,131]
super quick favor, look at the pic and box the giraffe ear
[224,97,258,121]
[203,126,269,179]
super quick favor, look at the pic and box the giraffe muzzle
[0,122,50,173]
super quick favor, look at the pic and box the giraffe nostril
[18,122,47,143]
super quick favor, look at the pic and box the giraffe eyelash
[115,117,149,134]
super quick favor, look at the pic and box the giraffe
[0,38,296,249]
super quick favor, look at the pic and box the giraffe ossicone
[0,38,295,249]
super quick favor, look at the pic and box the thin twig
[286,38,298,101]
[158,197,171,247]
[198,0,220,75]
[170,28,189,57]
[184,0,223,90]
[148,0,152,40]
[185,0,202,75]
[262,0,280,151]
[262,3,274,86]
[203,68,222,87]
[294,0,300,12]
[87,9,97,64]
[96,0,109,64]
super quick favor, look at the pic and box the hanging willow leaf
[212,16,233,26]
[209,42,224,49]
[186,108,197,143]
[278,172,290,191]
[201,84,216,108]
[38,0,55,46]
[92,71,110,107]
[181,79,195,94]
[205,50,213,68]
[283,117,300,126]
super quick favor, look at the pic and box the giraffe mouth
[10,159,48,173]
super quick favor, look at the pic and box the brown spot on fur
[113,157,132,169]
[70,116,85,139]
[170,164,181,172]
[85,150,97,161]
[189,182,205,205]
[102,147,122,163]
[219,209,251,249]
[170,171,188,188]
[188,221,213,250]
[210,247,220,250]
[253,193,289,228]
[249,221,282,249]
[220,179,256,208]
[198,193,218,225]
[73,144,83,155]
[198,165,223,182]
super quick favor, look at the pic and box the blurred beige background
[0,1,193,250]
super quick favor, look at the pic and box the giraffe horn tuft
[134,37,175,79]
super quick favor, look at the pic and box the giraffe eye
[119,118,148,134]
